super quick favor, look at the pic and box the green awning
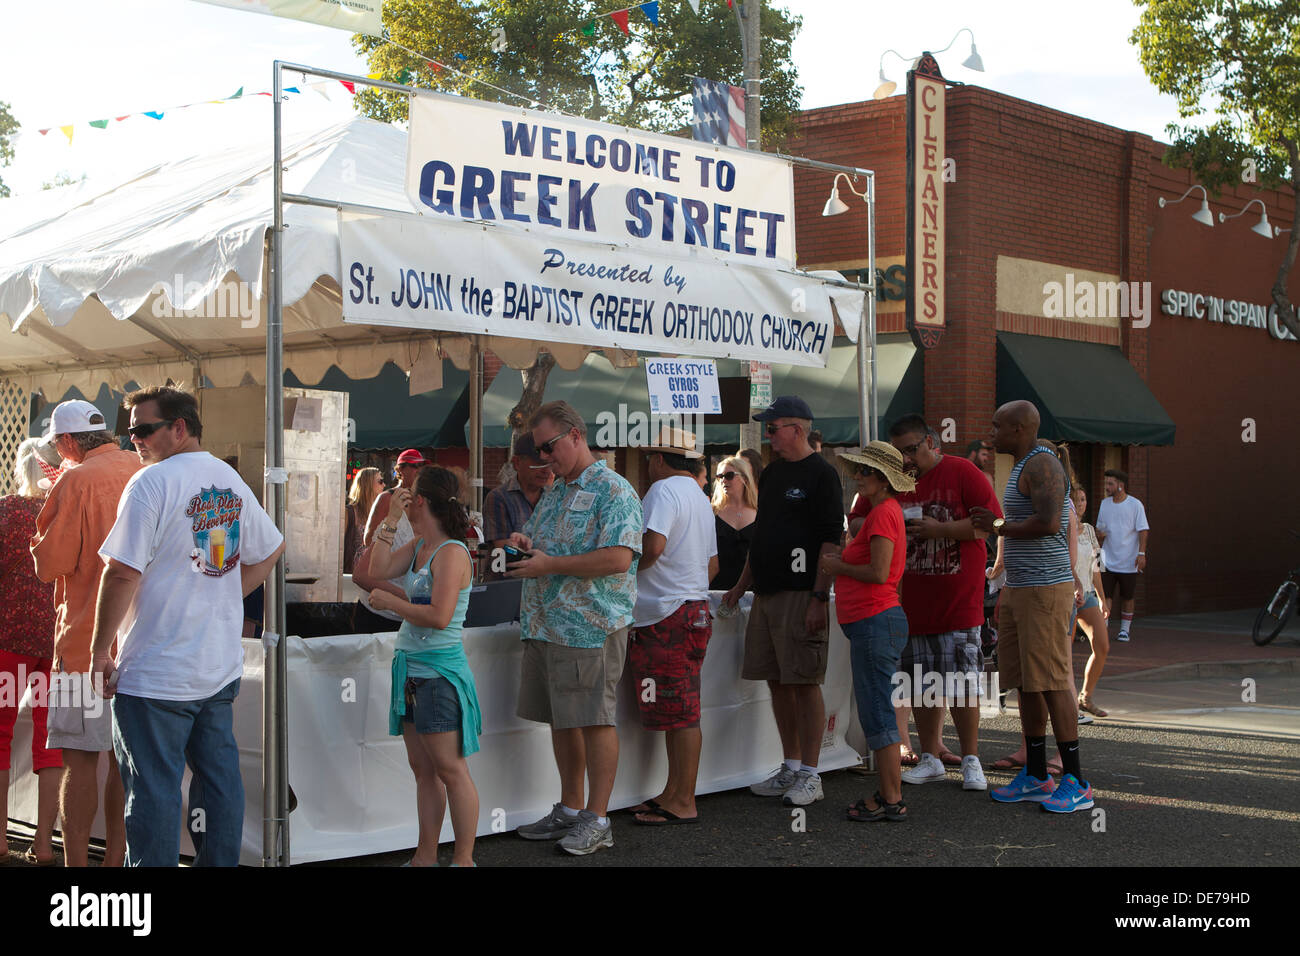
[771,335,920,445]
[479,337,919,448]
[996,332,1175,446]
[287,361,471,449]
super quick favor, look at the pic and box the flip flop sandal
[1078,695,1109,718]
[21,850,57,867]
[626,798,662,815]
[633,807,700,827]
[899,748,921,767]
[991,755,1024,771]
[938,751,964,767]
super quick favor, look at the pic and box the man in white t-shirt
[90,387,284,866]
[1095,468,1149,643]
[627,429,718,827]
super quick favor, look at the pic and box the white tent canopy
[0,115,633,400]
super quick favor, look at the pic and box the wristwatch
[812,590,830,602]
[992,518,1006,536]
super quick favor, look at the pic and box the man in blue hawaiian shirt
[506,400,642,856]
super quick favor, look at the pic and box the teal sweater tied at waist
[389,644,483,757]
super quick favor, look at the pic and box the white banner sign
[405,92,796,268]
[645,358,721,415]
[193,0,383,35]
[340,211,850,367]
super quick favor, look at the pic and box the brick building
[789,87,1299,614]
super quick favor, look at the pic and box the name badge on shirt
[569,491,596,512]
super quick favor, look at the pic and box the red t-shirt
[835,497,906,624]
[849,455,1002,633]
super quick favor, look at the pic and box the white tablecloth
[7,595,860,864]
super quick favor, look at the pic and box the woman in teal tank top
[367,466,481,867]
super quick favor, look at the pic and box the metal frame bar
[264,60,879,865]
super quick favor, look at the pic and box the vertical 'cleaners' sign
[906,54,946,350]
[404,91,796,269]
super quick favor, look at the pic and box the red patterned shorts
[628,600,712,731]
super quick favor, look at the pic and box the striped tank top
[1002,446,1072,587]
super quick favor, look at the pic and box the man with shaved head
[970,401,1094,814]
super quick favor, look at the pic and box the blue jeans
[112,679,244,867]
[844,607,909,751]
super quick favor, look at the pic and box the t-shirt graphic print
[187,486,244,577]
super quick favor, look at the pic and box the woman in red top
[0,439,61,864]
[820,441,914,822]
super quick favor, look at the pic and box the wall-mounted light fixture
[872,27,984,100]
[1218,198,1274,238]
[1157,184,1214,227]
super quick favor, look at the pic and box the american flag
[691,76,745,147]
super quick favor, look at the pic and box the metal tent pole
[262,59,290,868]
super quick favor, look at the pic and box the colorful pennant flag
[687,0,699,12]
[89,119,109,129]
[60,126,74,144]
[639,1,659,25]
[611,9,630,33]
[144,111,165,120]
[339,80,356,94]
[581,20,596,36]
[229,87,243,99]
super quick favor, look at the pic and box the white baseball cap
[39,399,108,450]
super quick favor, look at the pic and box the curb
[1107,658,1300,682]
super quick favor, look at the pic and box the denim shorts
[403,676,462,734]
[842,606,909,752]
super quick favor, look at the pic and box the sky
[0,0,1184,199]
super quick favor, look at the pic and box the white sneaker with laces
[1077,710,1094,725]
[1116,631,1130,643]
[901,752,947,785]
[961,754,987,791]
[750,765,799,797]
[781,770,824,806]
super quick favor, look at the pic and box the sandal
[1078,694,1109,718]
[937,750,963,767]
[899,747,920,767]
[991,754,1024,771]
[626,798,662,815]
[846,791,908,823]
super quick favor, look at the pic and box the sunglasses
[716,471,738,482]
[856,466,886,481]
[127,419,175,440]
[535,431,570,456]
[765,422,798,436]
[897,438,927,456]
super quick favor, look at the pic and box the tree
[354,1,803,433]
[1132,0,1300,338]
[0,100,18,199]
[353,1,803,145]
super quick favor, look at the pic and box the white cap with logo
[39,399,108,451]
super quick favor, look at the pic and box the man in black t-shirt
[721,396,844,808]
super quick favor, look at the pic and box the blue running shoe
[1040,774,1094,813]
[990,767,1057,803]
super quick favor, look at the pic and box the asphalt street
[309,670,1300,868]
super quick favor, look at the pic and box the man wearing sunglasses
[30,400,142,866]
[506,401,642,856]
[88,386,284,865]
[721,396,844,808]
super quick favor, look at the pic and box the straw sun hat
[838,441,916,493]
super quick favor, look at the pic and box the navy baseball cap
[753,395,814,422]
[512,433,544,461]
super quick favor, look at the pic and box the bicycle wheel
[1252,587,1294,646]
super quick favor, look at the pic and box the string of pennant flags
[29,0,742,145]
[31,80,358,145]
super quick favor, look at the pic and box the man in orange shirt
[30,400,142,867]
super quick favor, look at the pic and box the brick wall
[792,85,1300,615]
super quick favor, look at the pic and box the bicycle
[1253,531,1300,646]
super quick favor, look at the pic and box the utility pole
[735,0,765,453]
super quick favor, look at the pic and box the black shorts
[1101,571,1138,601]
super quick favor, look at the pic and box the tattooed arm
[1001,453,1065,539]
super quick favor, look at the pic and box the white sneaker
[1077,710,1094,725]
[750,765,799,797]
[781,770,824,806]
[961,755,987,791]
[901,752,947,785]
[1116,631,1130,643]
